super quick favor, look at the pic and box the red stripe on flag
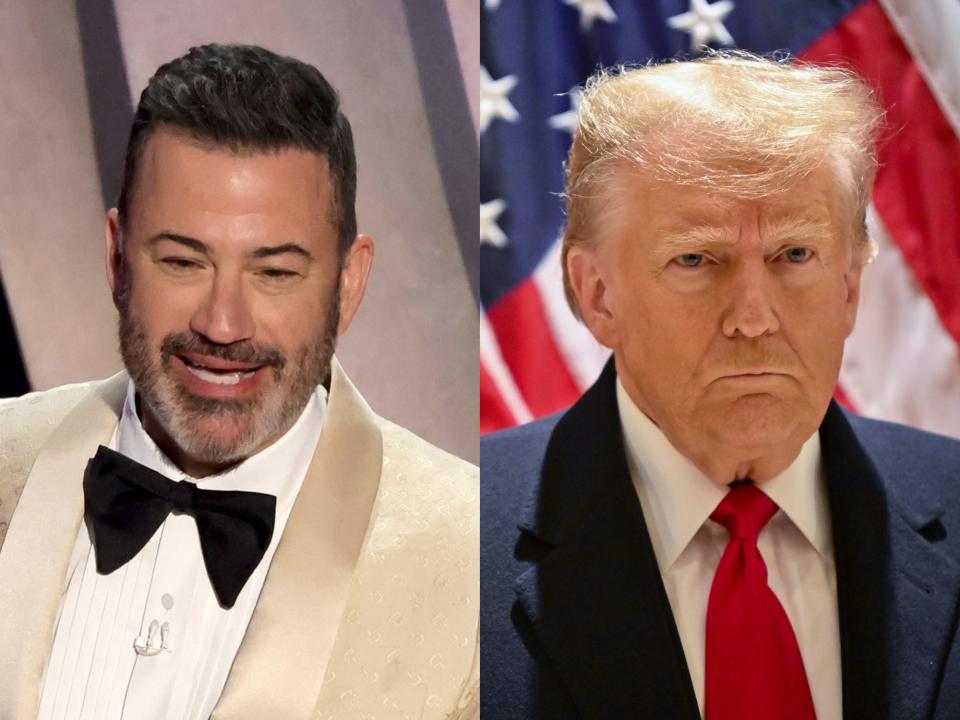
[801,0,960,346]
[486,278,583,418]
[481,360,518,434]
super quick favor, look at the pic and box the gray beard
[117,285,340,467]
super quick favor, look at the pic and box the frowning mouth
[722,368,789,377]
[714,372,791,387]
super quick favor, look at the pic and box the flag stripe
[485,278,583,418]
[840,206,960,437]
[878,0,960,140]
[480,360,518,434]
[801,0,960,348]
[480,313,534,428]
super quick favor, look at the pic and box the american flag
[480,0,960,437]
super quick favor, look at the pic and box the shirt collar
[762,433,831,558]
[616,378,830,570]
[116,380,327,515]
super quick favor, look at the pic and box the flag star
[667,0,736,50]
[480,66,520,134]
[548,88,583,136]
[563,0,618,31]
[485,0,501,8]
[481,199,509,248]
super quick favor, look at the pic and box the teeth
[185,364,256,385]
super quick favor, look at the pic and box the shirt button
[161,593,175,610]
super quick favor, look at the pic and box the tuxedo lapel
[213,357,383,719]
[0,373,126,718]
[221,357,478,720]
[513,362,700,719]
[821,404,960,720]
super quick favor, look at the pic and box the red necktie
[705,484,817,720]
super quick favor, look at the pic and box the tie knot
[710,483,778,541]
[167,479,198,513]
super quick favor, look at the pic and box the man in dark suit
[481,52,960,719]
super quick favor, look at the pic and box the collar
[616,378,831,570]
[117,380,328,517]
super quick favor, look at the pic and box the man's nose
[189,273,255,344]
[720,259,781,339]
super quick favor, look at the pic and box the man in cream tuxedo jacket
[0,44,477,720]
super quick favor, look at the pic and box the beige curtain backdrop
[0,0,478,462]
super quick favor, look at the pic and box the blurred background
[0,0,479,462]
[481,0,960,439]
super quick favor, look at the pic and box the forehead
[131,129,334,242]
[612,163,843,241]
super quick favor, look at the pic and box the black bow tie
[83,445,276,609]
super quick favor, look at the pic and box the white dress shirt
[616,379,843,720]
[38,381,327,720]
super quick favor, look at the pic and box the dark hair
[117,43,357,257]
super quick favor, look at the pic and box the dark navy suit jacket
[481,361,960,719]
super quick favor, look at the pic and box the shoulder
[481,413,562,481]
[374,416,478,536]
[0,379,105,541]
[0,379,100,432]
[847,411,960,459]
[0,380,103,471]
[481,413,562,516]
[376,416,477,487]
[845,411,960,499]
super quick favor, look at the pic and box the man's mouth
[176,354,266,388]
[184,363,258,385]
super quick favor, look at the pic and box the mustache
[160,332,287,370]
[716,347,796,375]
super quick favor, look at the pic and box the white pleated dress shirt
[37,381,327,720]
[616,379,843,720]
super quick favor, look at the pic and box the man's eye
[258,268,299,279]
[675,253,706,268]
[782,247,814,263]
[161,257,201,270]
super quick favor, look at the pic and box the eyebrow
[150,232,207,254]
[250,243,314,261]
[657,214,834,253]
[765,214,834,241]
[657,225,727,254]
[149,232,315,261]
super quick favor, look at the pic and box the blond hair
[561,51,884,316]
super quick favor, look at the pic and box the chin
[710,394,815,451]
[149,384,290,465]
[167,416,267,466]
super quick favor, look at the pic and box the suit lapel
[213,357,383,719]
[513,361,700,719]
[0,373,126,718]
[821,403,960,720]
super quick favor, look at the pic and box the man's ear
[843,240,870,339]
[104,208,124,309]
[566,244,618,349]
[336,234,374,336]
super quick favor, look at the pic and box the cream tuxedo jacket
[0,359,478,720]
